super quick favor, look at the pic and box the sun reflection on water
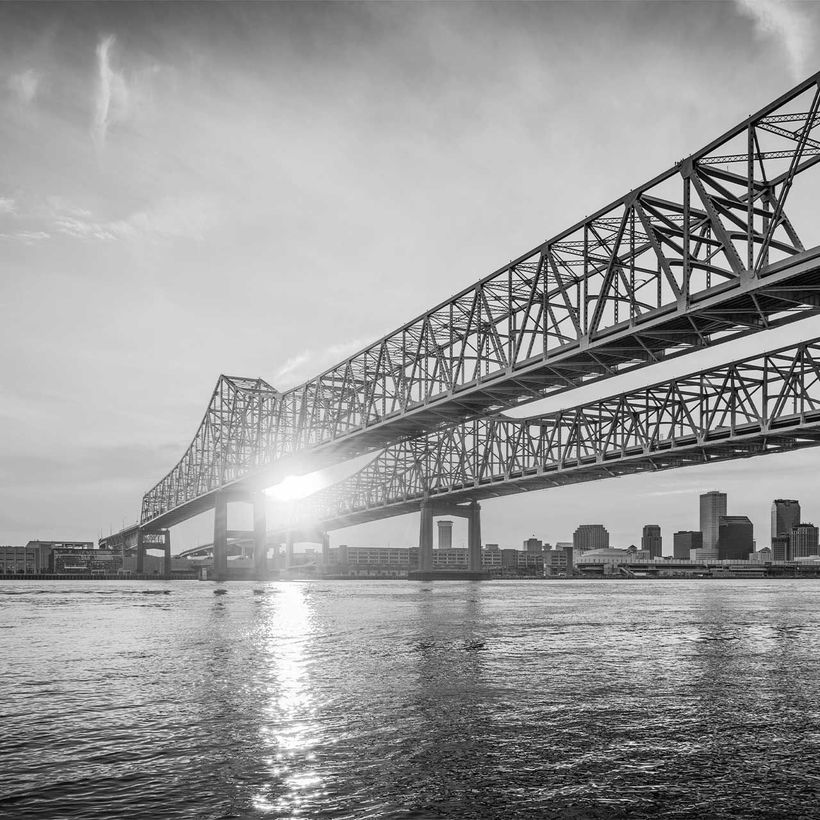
[252,583,327,815]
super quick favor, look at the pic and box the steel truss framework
[159,376,280,502]
[290,338,820,531]
[142,72,820,526]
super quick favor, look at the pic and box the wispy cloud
[7,68,39,104]
[273,338,370,386]
[734,0,814,81]
[93,35,130,148]
[53,196,219,242]
[16,231,49,244]
[275,352,312,383]
[0,230,50,245]
[54,215,118,242]
[0,197,48,243]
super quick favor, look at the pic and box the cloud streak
[274,352,312,384]
[734,0,814,81]
[93,35,129,148]
[53,196,219,242]
[0,230,50,245]
[273,338,371,386]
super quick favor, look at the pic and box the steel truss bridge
[103,72,820,579]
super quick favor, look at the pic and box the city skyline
[308,487,819,558]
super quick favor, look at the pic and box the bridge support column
[321,531,330,565]
[419,502,433,572]
[136,532,145,575]
[286,532,294,570]
[468,501,482,572]
[253,492,268,580]
[163,543,172,579]
[213,493,228,582]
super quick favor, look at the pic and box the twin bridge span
[104,73,820,578]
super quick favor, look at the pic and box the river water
[2,579,820,819]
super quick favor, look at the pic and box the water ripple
[3,579,820,818]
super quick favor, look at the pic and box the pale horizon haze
[2,1,820,553]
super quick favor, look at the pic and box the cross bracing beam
[141,73,820,527]
[285,337,820,532]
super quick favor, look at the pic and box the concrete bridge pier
[213,493,229,582]
[253,492,268,580]
[415,499,483,577]
[136,528,171,578]
[285,532,294,569]
[468,501,482,572]
[321,531,330,565]
[419,502,434,571]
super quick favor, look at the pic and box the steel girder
[287,338,820,531]
[142,73,820,526]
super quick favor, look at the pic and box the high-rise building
[523,537,543,553]
[673,531,702,559]
[771,535,791,562]
[641,524,662,559]
[772,500,801,543]
[790,523,819,559]
[716,515,754,560]
[573,524,610,551]
[437,520,453,550]
[700,491,728,550]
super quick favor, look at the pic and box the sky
[2,0,820,553]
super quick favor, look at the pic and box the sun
[264,473,324,502]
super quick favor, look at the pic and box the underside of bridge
[101,73,820,578]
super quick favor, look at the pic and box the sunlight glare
[264,473,323,502]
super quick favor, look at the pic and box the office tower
[523,537,543,553]
[573,524,610,551]
[700,491,728,550]
[641,524,662,559]
[716,516,754,560]
[790,523,819,559]
[772,500,801,543]
[437,520,453,550]
[771,535,791,562]
[673,531,703,559]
